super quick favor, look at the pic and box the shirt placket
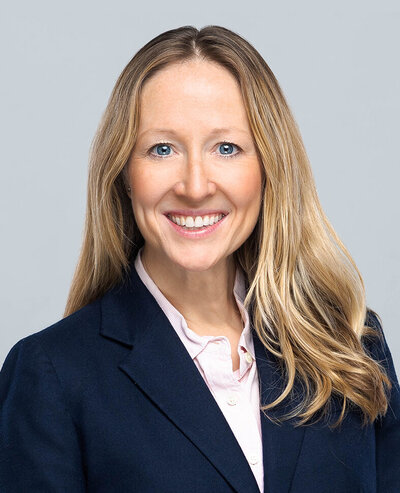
[197,340,264,492]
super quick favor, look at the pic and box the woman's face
[125,59,263,272]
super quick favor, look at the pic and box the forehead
[137,60,250,135]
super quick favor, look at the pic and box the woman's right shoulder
[1,296,103,374]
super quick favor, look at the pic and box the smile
[167,213,226,229]
[165,212,228,238]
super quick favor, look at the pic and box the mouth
[164,212,229,237]
[166,212,227,230]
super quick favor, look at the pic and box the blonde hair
[65,25,391,428]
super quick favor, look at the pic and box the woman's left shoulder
[363,310,398,374]
[363,309,400,424]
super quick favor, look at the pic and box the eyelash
[146,141,242,160]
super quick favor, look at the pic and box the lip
[164,212,228,238]
[164,209,229,217]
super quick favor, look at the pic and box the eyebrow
[138,127,249,139]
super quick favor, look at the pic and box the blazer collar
[100,264,305,493]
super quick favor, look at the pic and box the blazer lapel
[253,331,306,493]
[100,265,260,493]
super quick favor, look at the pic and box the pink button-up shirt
[134,248,264,492]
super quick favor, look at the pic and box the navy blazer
[1,265,399,492]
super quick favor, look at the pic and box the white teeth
[169,214,225,229]
[186,216,195,227]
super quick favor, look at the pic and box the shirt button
[245,352,253,363]
[227,394,238,406]
[248,454,259,465]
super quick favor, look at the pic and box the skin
[124,59,263,371]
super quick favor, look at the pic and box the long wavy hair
[65,25,391,428]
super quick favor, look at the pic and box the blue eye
[151,143,172,157]
[218,142,240,157]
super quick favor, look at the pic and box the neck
[140,248,243,337]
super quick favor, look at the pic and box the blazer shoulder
[34,297,102,349]
[363,308,392,361]
[2,297,103,374]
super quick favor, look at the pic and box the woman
[0,25,399,492]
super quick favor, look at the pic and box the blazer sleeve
[366,312,400,492]
[0,335,86,492]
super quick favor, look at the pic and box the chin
[166,251,225,273]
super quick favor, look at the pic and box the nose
[173,151,216,200]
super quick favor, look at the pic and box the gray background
[1,0,399,373]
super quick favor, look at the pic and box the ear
[122,164,131,197]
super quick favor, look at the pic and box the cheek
[230,164,263,209]
[128,165,168,210]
